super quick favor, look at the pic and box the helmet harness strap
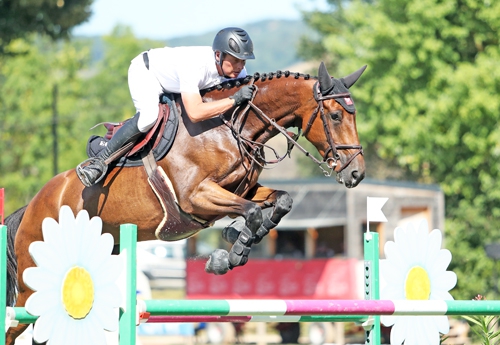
[215,51,232,79]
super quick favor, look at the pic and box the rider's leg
[76,113,142,187]
[76,53,161,187]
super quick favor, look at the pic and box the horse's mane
[201,70,318,94]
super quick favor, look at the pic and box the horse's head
[302,62,366,188]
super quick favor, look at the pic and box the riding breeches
[128,53,164,133]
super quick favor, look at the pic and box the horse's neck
[243,79,314,143]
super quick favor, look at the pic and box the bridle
[220,78,363,177]
[305,81,364,174]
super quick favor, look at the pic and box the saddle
[86,94,178,167]
[85,94,210,239]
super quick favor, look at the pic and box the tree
[0,35,91,213]
[0,27,163,215]
[0,0,93,53]
[299,0,500,299]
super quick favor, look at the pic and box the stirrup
[76,157,108,187]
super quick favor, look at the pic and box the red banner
[186,258,361,300]
[0,188,4,225]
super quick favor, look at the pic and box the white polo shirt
[147,46,247,94]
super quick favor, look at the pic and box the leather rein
[220,78,363,177]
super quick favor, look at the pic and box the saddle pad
[86,95,179,168]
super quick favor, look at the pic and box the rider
[76,27,256,187]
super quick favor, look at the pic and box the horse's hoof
[205,249,231,275]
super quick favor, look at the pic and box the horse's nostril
[352,170,359,180]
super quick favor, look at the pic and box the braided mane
[202,71,318,93]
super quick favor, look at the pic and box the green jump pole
[364,231,381,345]
[119,224,137,345]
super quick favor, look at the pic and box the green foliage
[298,0,500,298]
[463,296,500,345]
[0,35,90,212]
[0,27,163,215]
[0,0,93,53]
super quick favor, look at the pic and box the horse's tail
[4,205,27,306]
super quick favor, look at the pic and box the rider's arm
[181,92,234,123]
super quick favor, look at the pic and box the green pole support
[364,231,381,345]
[11,308,38,324]
[1,225,6,345]
[119,224,137,345]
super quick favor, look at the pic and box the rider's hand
[229,85,255,106]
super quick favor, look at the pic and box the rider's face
[220,53,246,78]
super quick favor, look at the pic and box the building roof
[214,178,443,230]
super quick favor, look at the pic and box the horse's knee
[273,192,293,220]
[244,203,263,233]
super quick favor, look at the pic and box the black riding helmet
[212,27,255,67]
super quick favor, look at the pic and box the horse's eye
[330,111,343,122]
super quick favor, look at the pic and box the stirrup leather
[76,157,108,187]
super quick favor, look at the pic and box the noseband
[304,82,364,174]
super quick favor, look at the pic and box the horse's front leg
[247,184,293,244]
[220,184,293,248]
[206,184,292,275]
[183,181,264,275]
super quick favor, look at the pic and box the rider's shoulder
[151,45,212,55]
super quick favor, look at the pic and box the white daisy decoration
[23,206,123,345]
[380,220,457,345]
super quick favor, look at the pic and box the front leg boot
[228,227,253,267]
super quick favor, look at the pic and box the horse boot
[253,216,278,244]
[227,221,253,268]
[76,113,142,187]
[205,219,252,275]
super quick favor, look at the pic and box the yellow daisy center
[405,265,431,300]
[61,266,94,319]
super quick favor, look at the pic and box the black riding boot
[76,114,142,187]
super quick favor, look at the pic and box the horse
[4,62,366,344]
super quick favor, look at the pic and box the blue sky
[72,0,329,39]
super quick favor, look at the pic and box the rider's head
[213,27,255,78]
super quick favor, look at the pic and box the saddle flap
[129,103,170,156]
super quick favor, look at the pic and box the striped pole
[143,299,500,316]
[144,315,368,323]
[11,299,500,325]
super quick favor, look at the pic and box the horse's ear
[341,65,367,88]
[318,62,334,95]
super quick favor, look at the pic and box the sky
[72,0,329,40]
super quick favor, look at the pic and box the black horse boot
[76,114,142,187]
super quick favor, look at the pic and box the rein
[220,78,363,177]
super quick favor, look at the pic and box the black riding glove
[229,85,255,106]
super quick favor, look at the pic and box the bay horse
[4,62,366,344]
